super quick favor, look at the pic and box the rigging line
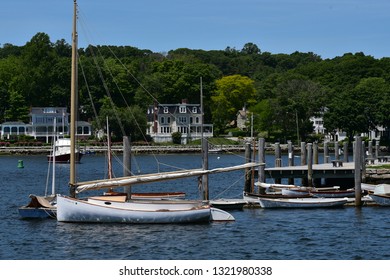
[104,45,160,105]
[96,45,161,150]
[212,173,246,199]
[78,55,102,129]
[86,45,126,137]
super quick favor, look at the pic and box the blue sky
[1,0,389,59]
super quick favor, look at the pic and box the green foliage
[1,34,390,144]
[171,132,182,144]
[211,74,257,133]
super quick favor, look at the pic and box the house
[236,106,249,130]
[146,100,213,144]
[0,107,92,142]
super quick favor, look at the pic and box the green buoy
[17,160,24,168]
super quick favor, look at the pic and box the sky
[1,0,389,59]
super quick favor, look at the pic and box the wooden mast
[200,77,209,200]
[70,0,78,197]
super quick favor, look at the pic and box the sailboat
[18,120,58,219]
[56,1,261,223]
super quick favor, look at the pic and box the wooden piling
[343,142,349,162]
[375,141,379,158]
[300,142,306,165]
[354,136,362,207]
[335,141,340,160]
[123,136,131,197]
[362,140,366,182]
[313,142,318,164]
[244,143,252,193]
[275,142,281,184]
[307,143,313,188]
[324,141,329,163]
[258,138,266,191]
[202,139,209,200]
[288,141,294,185]
[300,142,307,186]
[368,141,373,159]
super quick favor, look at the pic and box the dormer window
[179,106,186,113]
[163,107,169,114]
[192,107,197,113]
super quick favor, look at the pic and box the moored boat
[258,197,349,208]
[370,193,390,206]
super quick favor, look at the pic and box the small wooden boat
[210,199,248,210]
[18,195,57,219]
[282,187,357,198]
[258,197,349,208]
[370,193,390,206]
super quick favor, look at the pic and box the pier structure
[252,138,385,199]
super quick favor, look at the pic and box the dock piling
[354,136,362,207]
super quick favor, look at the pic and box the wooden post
[300,142,306,165]
[375,141,380,158]
[244,143,252,193]
[300,142,307,186]
[343,142,349,162]
[288,141,294,185]
[324,141,329,163]
[275,142,281,184]
[202,139,209,200]
[368,140,373,160]
[354,136,362,207]
[123,136,131,198]
[335,141,339,161]
[361,140,366,182]
[307,143,313,188]
[313,142,321,187]
[313,142,318,164]
[258,138,266,193]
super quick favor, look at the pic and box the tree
[211,75,257,133]
[324,77,390,142]
[241,43,261,55]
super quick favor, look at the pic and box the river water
[1,152,389,260]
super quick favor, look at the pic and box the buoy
[17,160,24,168]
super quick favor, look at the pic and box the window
[178,116,187,124]
[160,117,165,124]
[164,107,169,113]
[167,117,171,124]
[192,107,197,113]
[196,117,200,124]
[179,106,186,113]
[190,117,193,124]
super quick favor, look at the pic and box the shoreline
[0,145,247,155]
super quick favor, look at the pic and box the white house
[0,107,92,142]
[146,100,213,144]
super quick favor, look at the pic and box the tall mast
[70,0,78,197]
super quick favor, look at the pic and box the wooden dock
[264,162,355,180]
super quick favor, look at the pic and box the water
[1,153,389,260]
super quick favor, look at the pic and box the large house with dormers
[146,99,213,143]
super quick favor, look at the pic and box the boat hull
[56,195,213,223]
[370,194,390,206]
[47,152,83,163]
[258,197,349,208]
[18,207,56,219]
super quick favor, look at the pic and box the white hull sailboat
[56,1,256,223]
[57,195,214,223]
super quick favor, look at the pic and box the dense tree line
[1,33,390,144]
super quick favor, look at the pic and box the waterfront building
[146,99,213,143]
[0,107,92,142]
